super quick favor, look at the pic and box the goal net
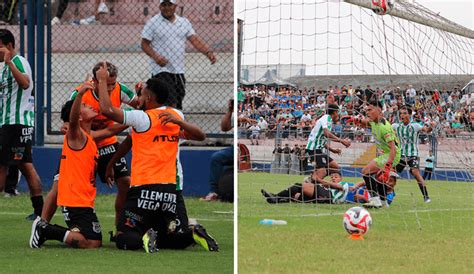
[237,0,474,233]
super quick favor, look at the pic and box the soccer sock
[418,184,429,199]
[157,230,195,249]
[43,223,68,242]
[363,174,387,200]
[115,232,143,250]
[31,196,44,216]
[362,174,378,196]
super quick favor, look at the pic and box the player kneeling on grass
[30,81,102,249]
[39,96,129,224]
[96,62,215,253]
[261,171,397,205]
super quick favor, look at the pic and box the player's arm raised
[351,115,371,128]
[67,75,93,149]
[0,47,29,89]
[97,61,124,124]
[159,112,206,141]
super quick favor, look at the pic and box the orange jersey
[57,130,98,208]
[70,82,135,147]
[130,108,182,187]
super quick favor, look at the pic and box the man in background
[141,0,216,110]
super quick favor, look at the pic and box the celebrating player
[30,78,102,249]
[69,61,138,226]
[96,62,210,253]
[353,100,401,208]
[104,88,218,251]
[393,106,432,202]
[305,104,351,181]
[39,97,129,224]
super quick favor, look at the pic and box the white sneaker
[79,16,96,25]
[424,198,431,203]
[51,16,61,25]
[363,196,383,209]
[97,1,109,14]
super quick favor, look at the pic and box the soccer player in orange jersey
[96,62,212,252]
[30,76,102,249]
[70,62,138,226]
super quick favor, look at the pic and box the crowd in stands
[238,83,474,142]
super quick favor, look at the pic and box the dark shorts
[152,72,186,110]
[306,149,333,169]
[61,207,102,241]
[396,156,420,173]
[117,184,178,237]
[311,184,333,204]
[97,143,130,183]
[0,125,33,165]
[175,190,189,233]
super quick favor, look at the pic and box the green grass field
[0,194,233,273]
[238,172,473,273]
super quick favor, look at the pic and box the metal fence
[8,0,233,144]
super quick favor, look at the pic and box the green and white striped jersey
[0,55,34,126]
[306,114,332,150]
[392,122,423,157]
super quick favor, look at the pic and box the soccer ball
[343,207,372,235]
[371,0,395,15]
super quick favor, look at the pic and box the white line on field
[0,212,233,221]
[300,208,474,217]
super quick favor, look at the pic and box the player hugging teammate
[30,62,219,252]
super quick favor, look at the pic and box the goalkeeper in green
[352,100,401,208]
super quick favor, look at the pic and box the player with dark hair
[96,62,212,253]
[305,103,351,181]
[69,61,138,226]
[39,97,129,224]
[30,77,102,249]
[352,100,401,208]
[0,29,43,219]
[261,171,398,205]
[393,105,433,202]
[104,85,219,251]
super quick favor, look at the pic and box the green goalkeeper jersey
[369,119,401,157]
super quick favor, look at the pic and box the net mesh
[237,0,474,232]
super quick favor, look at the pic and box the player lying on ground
[261,171,397,205]
[393,105,433,203]
[39,97,129,223]
[96,63,212,253]
[306,104,351,181]
[30,78,103,249]
[351,100,401,208]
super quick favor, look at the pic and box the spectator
[141,0,216,110]
[202,99,233,201]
